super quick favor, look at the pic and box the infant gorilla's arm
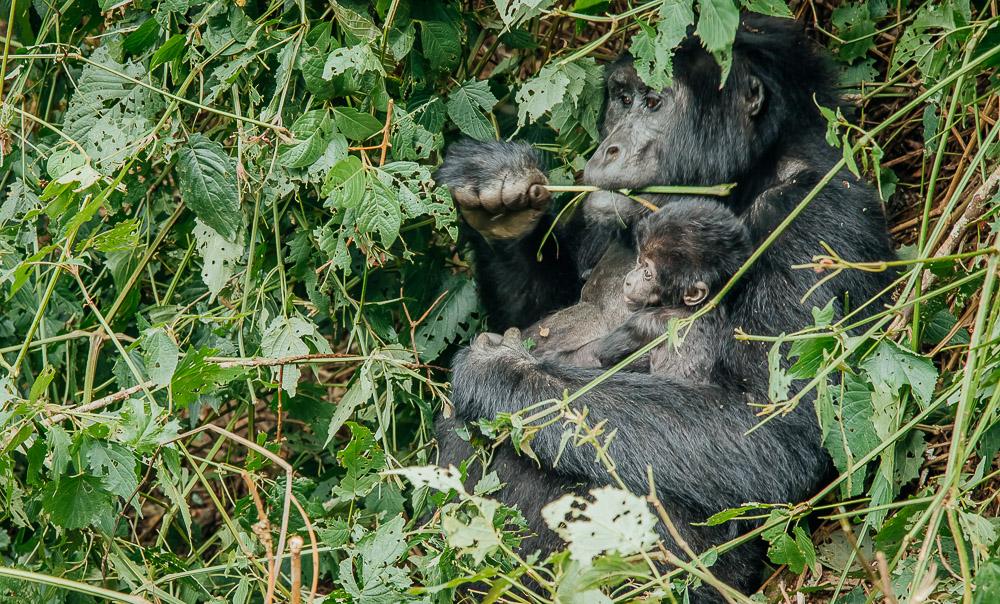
[595,307,686,368]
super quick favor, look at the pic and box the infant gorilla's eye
[620,94,633,107]
[643,269,653,280]
[645,96,661,110]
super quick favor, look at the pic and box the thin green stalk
[0,567,152,604]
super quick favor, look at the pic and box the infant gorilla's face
[623,257,661,310]
[623,255,712,310]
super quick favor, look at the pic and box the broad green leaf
[860,339,938,407]
[696,0,740,80]
[516,63,572,126]
[326,367,374,446]
[261,315,332,396]
[332,106,383,141]
[85,440,139,501]
[630,0,693,90]
[975,558,1000,604]
[279,110,336,168]
[742,0,792,17]
[123,18,161,55]
[419,19,461,71]
[541,486,658,565]
[818,374,878,497]
[322,44,385,78]
[171,348,243,408]
[494,0,556,28]
[356,178,402,247]
[141,328,179,388]
[446,79,498,141]
[193,219,244,301]
[151,33,186,70]
[413,276,481,362]
[43,474,115,529]
[177,135,242,241]
[322,155,367,209]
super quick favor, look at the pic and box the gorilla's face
[581,53,768,227]
[582,61,686,225]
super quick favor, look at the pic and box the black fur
[435,13,895,602]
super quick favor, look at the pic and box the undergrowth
[0,0,998,602]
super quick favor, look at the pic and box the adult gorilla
[435,14,894,601]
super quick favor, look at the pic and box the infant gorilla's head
[624,198,752,310]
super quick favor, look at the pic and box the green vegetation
[0,0,998,602]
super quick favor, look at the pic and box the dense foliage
[0,0,998,602]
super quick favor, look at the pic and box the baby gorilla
[594,198,752,377]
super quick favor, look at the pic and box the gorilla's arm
[595,308,675,367]
[437,140,594,329]
[451,337,826,514]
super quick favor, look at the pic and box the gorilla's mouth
[583,190,660,226]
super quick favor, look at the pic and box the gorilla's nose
[603,144,621,162]
[624,272,635,289]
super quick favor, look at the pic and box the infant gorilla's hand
[436,140,550,240]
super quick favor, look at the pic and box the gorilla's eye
[643,269,653,281]
[645,96,661,111]
[620,94,633,107]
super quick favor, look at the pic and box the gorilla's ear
[746,75,766,118]
[683,281,710,306]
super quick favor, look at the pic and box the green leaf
[413,276,481,362]
[860,340,938,407]
[419,19,461,71]
[696,0,740,80]
[123,18,162,55]
[193,219,244,301]
[279,110,336,168]
[322,155,367,209]
[516,63,572,127]
[260,315,332,396]
[446,80,498,141]
[322,44,385,78]
[176,134,242,241]
[494,0,556,28]
[975,558,1000,604]
[43,474,115,530]
[326,366,374,446]
[332,107,383,141]
[171,348,243,408]
[356,178,402,247]
[141,328,179,388]
[630,0,693,90]
[151,33,187,70]
[29,365,56,404]
[541,486,659,565]
[818,374,879,497]
[741,0,791,18]
[85,440,139,501]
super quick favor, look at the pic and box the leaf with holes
[413,276,481,362]
[177,135,242,241]
[193,219,243,302]
[446,80,498,141]
[542,486,658,565]
[141,328,179,388]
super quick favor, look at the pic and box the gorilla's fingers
[528,182,550,209]
[501,327,523,348]
[478,180,505,212]
[475,332,503,348]
[451,185,482,209]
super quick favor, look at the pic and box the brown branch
[892,163,1000,331]
[45,380,157,425]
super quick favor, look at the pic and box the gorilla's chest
[524,240,635,356]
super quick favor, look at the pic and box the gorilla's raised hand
[436,140,550,240]
[450,327,537,420]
